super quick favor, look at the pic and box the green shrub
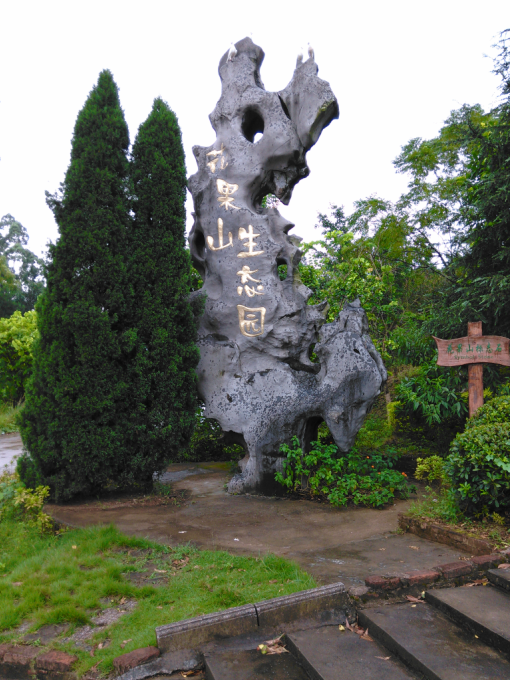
[0,471,24,521]
[275,437,415,508]
[446,422,510,514]
[395,362,467,426]
[465,395,510,430]
[415,455,449,485]
[0,310,38,404]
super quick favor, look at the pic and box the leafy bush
[275,437,415,508]
[415,455,449,485]
[0,471,23,521]
[0,471,52,532]
[446,421,510,514]
[395,362,467,426]
[465,395,510,430]
[0,310,38,404]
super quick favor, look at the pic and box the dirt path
[47,462,469,588]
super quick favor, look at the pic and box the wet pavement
[0,432,23,473]
[47,462,470,587]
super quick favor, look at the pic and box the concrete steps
[425,582,510,656]
[205,578,510,680]
[358,600,510,680]
[204,648,310,679]
[285,624,419,679]
[488,566,510,592]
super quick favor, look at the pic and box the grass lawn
[0,521,316,677]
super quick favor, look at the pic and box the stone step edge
[425,588,510,656]
[155,582,348,653]
[398,513,493,555]
[350,549,510,603]
[356,607,444,680]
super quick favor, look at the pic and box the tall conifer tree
[125,98,199,465]
[18,71,135,500]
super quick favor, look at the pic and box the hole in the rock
[303,416,333,453]
[192,413,246,463]
[317,421,335,445]
[241,108,265,143]
[277,258,288,280]
[308,343,319,363]
[278,95,291,120]
[193,229,206,260]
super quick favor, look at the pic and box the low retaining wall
[351,547,510,604]
[398,513,493,555]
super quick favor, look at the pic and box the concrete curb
[155,583,347,654]
[156,604,258,654]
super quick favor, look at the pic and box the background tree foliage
[0,214,45,317]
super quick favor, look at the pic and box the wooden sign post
[433,322,510,417]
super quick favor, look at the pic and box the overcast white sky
[1,1,509,258]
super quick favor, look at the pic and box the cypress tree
[18,71,135,501]
[126,98,199,464]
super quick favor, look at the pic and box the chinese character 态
[206,218,233,251]
[496,343,502,353]
[476,344,483,353]
[237,265,260,284]
[456,344,463,353]
[487,343,492,353]
[237,225,264,258]
[237,284,264,297]
[447,344,453,354]
[206,144,228,173]
[217,179,240,210]
[237,305,266,337]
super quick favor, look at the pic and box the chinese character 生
[237,225,264,258]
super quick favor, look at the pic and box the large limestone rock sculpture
[188,38,387,493]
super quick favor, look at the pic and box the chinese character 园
[237,305,266,337]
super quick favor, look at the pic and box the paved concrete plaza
[47,462,469,588]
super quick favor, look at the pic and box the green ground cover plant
[0,401,22,434]
[275,436,415,508]
[0,517,314,677]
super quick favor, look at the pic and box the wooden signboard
[433,322,510,417]
[432,335,510,367]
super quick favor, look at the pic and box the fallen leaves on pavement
[465,578,488,587]
[406,595,424,603]
[257,634,288,655]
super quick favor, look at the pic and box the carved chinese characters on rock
[187,37,387,494]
